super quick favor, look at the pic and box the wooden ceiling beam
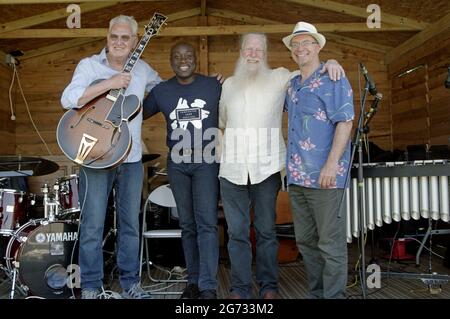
[0,23,415,38]
[207,8,279,25]
[22,38,102,60]
[0,0,169,3]
[385,12,450,65]
[138,7,201,27]
[0,2,119,34]
[206,8,391,53]
[285,0,428,30]
[200,0,207,16]
[324,33,392,53]
[21,8,202,60]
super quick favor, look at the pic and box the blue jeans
[220,173,281,298]
[167,158,219,291]
[79,161,143,290]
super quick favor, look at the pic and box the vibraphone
[345,160,449,243]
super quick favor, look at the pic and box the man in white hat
[283,22,354,298]
[218,31,345,299]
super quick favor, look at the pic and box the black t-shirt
[143,74,222,150]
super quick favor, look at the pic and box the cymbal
[142,153,160,163]
[0,156,59,177]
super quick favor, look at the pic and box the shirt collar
[99,47,109,66]
[297,62,325,86]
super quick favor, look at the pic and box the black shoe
[181,284,200,299]
[199,289,217,299]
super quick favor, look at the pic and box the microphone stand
[362,95,381,266]
[338,78,371,299]
[354,81,369,299]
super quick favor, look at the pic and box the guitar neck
[108,31,154,98]
[108,12,167,99]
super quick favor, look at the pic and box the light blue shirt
[61,48,161,163]
[284,63,354,189]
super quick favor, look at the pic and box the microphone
[364,93,382,125]
[360,63,377,96]
[445,66,450,89]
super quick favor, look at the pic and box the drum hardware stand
[41,182,59,222]
[1,259,28,299]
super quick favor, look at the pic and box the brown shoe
[262,291,278,299]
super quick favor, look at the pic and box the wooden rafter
[21,8,202,60]
[0,0,170,3]
[324,33,392,53]
[201,0,207,17]
[138,7,201,27]
[206,7,392,53]
[207,8,279,25]
[285,0,428,30]
[0,23,416,38]
[0,2,119,34]
[385,11,450,65]
[22,38,102,60]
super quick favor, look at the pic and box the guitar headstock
[144,12,168,37]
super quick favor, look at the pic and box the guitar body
[56,93,140,169]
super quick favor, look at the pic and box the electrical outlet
[5,54,17,67]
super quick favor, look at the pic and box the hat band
[292,30,314,35]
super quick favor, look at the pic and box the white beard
[232,56,271,89]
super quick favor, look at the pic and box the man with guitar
[61,15,161,299]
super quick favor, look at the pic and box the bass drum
[6,219,79,299]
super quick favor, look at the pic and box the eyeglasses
[290,40,318,49]
[108,34,134,43]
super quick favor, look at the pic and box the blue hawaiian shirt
[284,63,354,189]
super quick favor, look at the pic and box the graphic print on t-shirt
[169,97,210,130]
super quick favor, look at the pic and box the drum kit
[0,154,161,299]
[0,156,80,299]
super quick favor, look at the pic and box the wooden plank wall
[8,20,391,177]
[0,63,15,155]
[388,33,450,151]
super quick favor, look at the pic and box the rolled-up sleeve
[60,58,92,109]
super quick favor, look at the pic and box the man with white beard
[218,33,345,299]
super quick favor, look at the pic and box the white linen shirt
[60,48,161,163]
[219,67,296,185]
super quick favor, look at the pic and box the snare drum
[0,189,31,235]
[57,175,80,215]
[5,219,79,298]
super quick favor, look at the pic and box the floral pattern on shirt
[299,138,316,151]
[313,108,327,122]
[308,78,323,92]
[285,63,354,189]
[287,153,316,187]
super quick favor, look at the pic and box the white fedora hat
[282,21,326,50]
